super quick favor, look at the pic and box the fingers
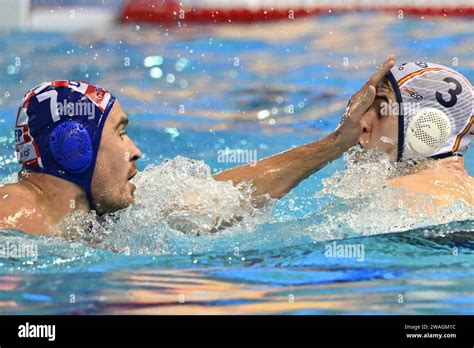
[336,55,395,141]
[350,85,376,118]
[368,55,396,86]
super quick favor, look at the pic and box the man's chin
[128,181,136,193]
[120,193,135,210]
[126,195,135,207]
[94,199,133,216]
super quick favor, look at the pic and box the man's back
[387,157,473,207]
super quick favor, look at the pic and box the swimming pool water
[0,13,473,314]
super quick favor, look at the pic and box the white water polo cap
[385,62,473,161]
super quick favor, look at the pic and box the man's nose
[129,140,142,162]
[358,116,373,146]
[359,117,372,134]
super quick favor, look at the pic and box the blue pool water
[0,13,473,314]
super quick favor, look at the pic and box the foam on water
[58,156,275,255]
[52,149,472,259]
[0,14,472,314]
[306,148,473,241]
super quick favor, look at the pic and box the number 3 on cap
[435,77,462,108]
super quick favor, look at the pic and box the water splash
[59,156,274,255]
[1,153,472,274]
[5,151,471,262]
[50,149,473,256]
[318,147,399,200]
[306,148,473,241]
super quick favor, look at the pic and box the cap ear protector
[385,62,473,161]
[405,107,452,157]
[49,121,93,173]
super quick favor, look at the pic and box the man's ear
[379,78,396,98]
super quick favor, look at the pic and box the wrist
[332,130,355,152]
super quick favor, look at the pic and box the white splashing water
[57,150,472,254]
[307,148,473,241]
[59,156,274,254]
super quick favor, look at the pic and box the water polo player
[358,62,473,206]
[7,56,471,235]
[0,81,142,234]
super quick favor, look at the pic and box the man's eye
[120,131,127,137]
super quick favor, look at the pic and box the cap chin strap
[430,152,462,160]
[385,71,405,162]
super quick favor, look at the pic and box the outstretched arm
[213,132,350,206]
[214,56,395,206]
[166,56,395,233]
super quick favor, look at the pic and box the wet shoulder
[0,183,37,204]
[0,183,48,234]
[387,169,473,206]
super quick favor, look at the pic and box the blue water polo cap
[15,80,116,207]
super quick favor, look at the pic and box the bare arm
[214,56,395,206]
[168,56,395,233]
[213,132,350,205]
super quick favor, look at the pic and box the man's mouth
[128,170,138,181]
[128,174,137,198]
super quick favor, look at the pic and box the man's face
[91,102,142,215]
[358,77,399,160]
